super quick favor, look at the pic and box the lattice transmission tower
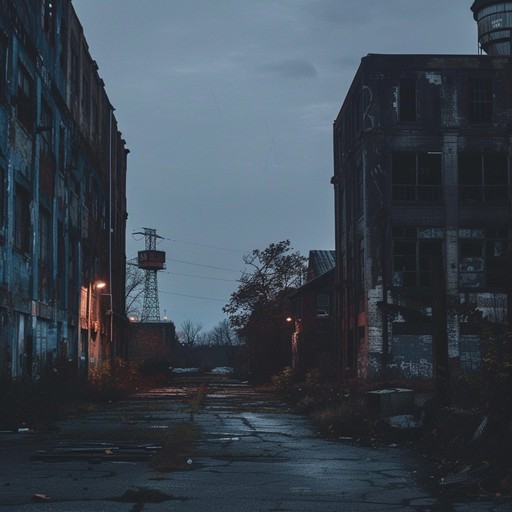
[135,228,166,322]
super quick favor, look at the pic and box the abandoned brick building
[332,0,512,381]
[0,1,129,380]
[289,250,336,376]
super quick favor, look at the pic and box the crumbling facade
[332,54,512,381]
[0,1,128,380]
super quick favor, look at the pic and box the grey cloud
[259,59,318,79]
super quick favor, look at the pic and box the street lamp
[86,280,107,377]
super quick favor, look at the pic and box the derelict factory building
[0,1,129,380]
[332,0,512,380]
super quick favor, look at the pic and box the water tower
[472,0,512,55]
[135,228,166,322]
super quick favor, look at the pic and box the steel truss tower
[135,228,166,322]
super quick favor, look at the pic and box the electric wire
[159,289,228,302]
[165,271,239,283]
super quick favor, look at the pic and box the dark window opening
[14,185,31,253]
[392,152,442,201]
[458,152,508,202]
[469,78,492,123]
[393,227,443,287]
[459,228,509,289]
[316,294,330,316]
[16,64,34,130]
[399,76,416,122]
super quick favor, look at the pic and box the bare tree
[180,320,203,347]
[207,319,239,346]
[125,258,145,319]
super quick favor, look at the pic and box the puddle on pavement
[108,487,188,503]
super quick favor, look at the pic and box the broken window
[392,152,442,201]
[393,227,443,287]
[458,152,508,202]
[14,185,31,253]
[486,227,508,287]
[316,294,330,316]
[469,78,492,123]
[399,76,416,122]
[16,64,34,131]
[459,228,508,288]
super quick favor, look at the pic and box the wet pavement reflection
[0,374,510,511]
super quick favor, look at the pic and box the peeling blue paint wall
[0,0,128,381]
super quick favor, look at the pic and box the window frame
[392,152,443,201]
[469,78,493,123]
[392,227,444,288]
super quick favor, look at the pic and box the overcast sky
[72,0,477,332]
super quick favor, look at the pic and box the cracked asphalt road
[0,375,510,511]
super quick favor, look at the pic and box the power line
[165,271,239,283]
[159,289,228,302]
[170,239,247,253]
[167,257,242,273]
[133,229,248,253]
